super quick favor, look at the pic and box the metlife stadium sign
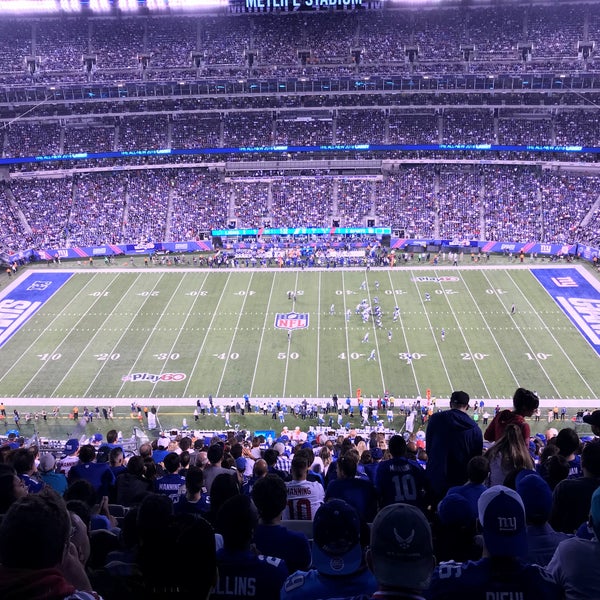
[240,0,366,10]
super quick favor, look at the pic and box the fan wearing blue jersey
[326,452,378,523]
[374,434,431,512]
[252,474,311,575]
[428,486,563,600]
[280,500,377,600]
[154,452,186,502]
[211,494,288,600]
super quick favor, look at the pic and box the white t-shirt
[284,479,324,520]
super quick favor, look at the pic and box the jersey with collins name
[211,549,288,600]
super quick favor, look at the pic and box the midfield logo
[275,312,309,330]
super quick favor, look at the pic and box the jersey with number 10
[284,479,325,520]
[374,456,430,510]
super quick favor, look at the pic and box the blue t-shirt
[173,493,210,515]
[374,457,430,511]
[325,477,378,523]
[253,523,311,575]
[155,473,186,501]
[427,558,562,600]
[211,548,288,600]
[69,461,115,498]
[281,567,377,600]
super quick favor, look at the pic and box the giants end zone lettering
[275,312,309,330]
[0,299,43,347]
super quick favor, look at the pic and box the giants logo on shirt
[275,312,309,330]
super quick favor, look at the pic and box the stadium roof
[0,0,590,16]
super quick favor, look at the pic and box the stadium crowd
[1,389,600,599]
[2,165,600,255]
[0,4,597,81]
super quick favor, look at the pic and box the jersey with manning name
[284,479,325,520]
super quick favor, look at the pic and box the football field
[0,263,599,406]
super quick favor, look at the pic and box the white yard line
[341,271,353,395]
[315,271,321,398]
[433,271,492,398]
[250,273,277,396]
[386,270,421,393]
[182,272,233,397]
[18,275,117,397]
[283,272,300,398]
[363,275,386,392]
[147,272,211,396]
[216,273,254,397]
[52,273,144,397]
[0,274,100,387]
[407,273,455,393]
[112,273,171,398]
[504,269,597,398]
[448,270,520,389]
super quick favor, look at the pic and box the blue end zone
[531,268,600,356]
[0,272,73,348]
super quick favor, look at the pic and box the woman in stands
[486,423,535,487]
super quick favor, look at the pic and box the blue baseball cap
[478,486,527,557]
[312,500,363,576]
[63,438,79,456]
[438,493,475,526]
[517,473,553,523]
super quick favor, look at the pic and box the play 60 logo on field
[122,372,186,383]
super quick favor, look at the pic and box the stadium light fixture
[60,0,81,11]
[89,0,112,12]
[0,0,57,14]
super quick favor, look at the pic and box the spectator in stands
[68,444,115,501]
[242,457,268,496]
[284,454,324,520]
[38,452,68,496]
[0,490,99,599]
[434,493,481,562]
[325,452,378,523]
[0,465,28,513]
[554,427,583,478]
[251,473,311,574]
[264,447,292,482]
[374,434,430,512]
[154,451,186,502]
[212,494,288,600]
[361,503,436,600]
[425,390,483,503]
[485,423,535,487]
[484,388,539,444]
[428,486,563,599]
[445,455,490,518]
[547,486,600,599]
[173,465,209,516]
[551,440,600,534]
[12,447,44,493]
[280,499,377,600]
[115,455,153,507]
[516,472,572,566]
[583,410,600,437]
[205,472,241,526]
[203,443,236,493]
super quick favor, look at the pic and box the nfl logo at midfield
[275,312,309,330]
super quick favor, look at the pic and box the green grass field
[1,262,599,407]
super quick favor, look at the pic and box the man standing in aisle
[425,390,483,504]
